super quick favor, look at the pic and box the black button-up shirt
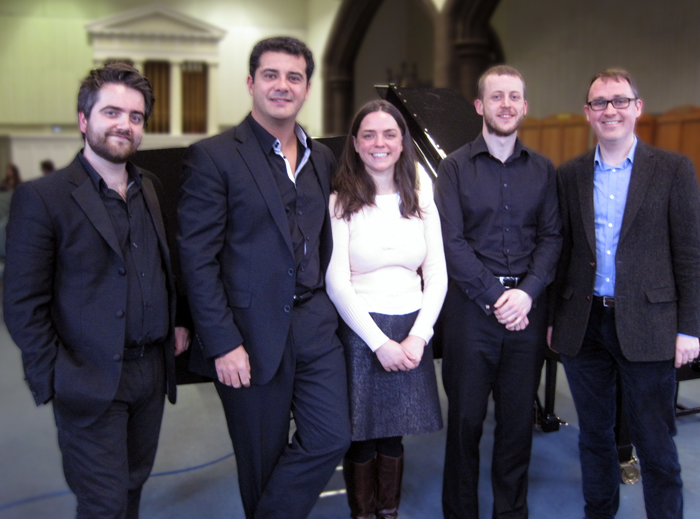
[434,133,562,314]
[79,153,169,344]
[247,114,325,294]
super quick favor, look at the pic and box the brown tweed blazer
[551,141,700,361]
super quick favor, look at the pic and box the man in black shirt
[178,37,350,519]
[435,65,561,519]
[4,62,190,518]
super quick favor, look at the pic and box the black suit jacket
[3,155,177,427]
[551,141,700,361]
[177,118,337,384]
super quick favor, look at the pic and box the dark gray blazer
[551,141,700,361]
[3,155,178,426]
[177,118,337,384]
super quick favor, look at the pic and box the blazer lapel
[619,142,654,243]
[69,161,123,259]
[576,152,597,256]
[236,122,294,255]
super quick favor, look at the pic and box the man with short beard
[434,65,561,519]
[4,62,190,519]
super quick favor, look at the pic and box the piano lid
[377,83,483,179]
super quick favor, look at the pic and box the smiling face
[353,110,404,178]
[475,74,527,137]
[584,77,641,149]
[248,51,310,128]
[78,82,145,164]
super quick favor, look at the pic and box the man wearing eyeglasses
[549,68,700,519]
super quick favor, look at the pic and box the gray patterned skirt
[338,311,443,441]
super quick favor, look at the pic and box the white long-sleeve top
[326,191,448,351]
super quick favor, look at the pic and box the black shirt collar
[469,132,530,163]
[78,150,142,193]
[246,113,312,153]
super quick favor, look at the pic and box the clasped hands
[376,335,426,372]
[494,288,532,331]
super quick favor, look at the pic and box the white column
[206,62,219,135]
[169,60,183,136]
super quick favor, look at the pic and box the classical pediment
[86,4,226,62]
[86,4,225,42]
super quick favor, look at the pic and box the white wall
[491,0,700,118]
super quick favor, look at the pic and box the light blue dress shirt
[593,138,636,297]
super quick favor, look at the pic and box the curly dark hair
[249,36,314,83]
[77,62,155,132]
[332,100,421,221]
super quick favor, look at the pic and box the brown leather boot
[343,456,377,519]
[375,452,403,519]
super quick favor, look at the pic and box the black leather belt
[293,291,315,306]
[593,295,615,308]
[495,275,522,289]
[123,339,164,361]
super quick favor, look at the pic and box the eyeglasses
[586,97,637,111]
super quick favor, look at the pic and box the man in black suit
[178,37,351,519]
[550,68,700,519]
[435,65,561,519]
[4,62,190,519]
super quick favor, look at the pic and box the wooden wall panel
[654,107,700,183]
[540,124,563,166]
[679,119,700,179]
[635,113,655,145]
[539,113,590,167]
[518,117,542,153]
[182,62,208,134]
[144,61,170,134]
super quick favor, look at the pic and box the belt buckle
[497,276,519,290]
[602,296,613,308]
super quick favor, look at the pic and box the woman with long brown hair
[326,100,447,518]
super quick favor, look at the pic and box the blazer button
[284,305,291,313]
[586,295,591,301]
[113,353,122,361]
[288,268,294,276]
[118,268,126,275]
[116,310,125,318]
[590,262,595,267]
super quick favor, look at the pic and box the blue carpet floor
[2,310,700,518]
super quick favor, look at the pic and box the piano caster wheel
[620,456,640,485]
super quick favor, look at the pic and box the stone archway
[322,0,384,135]
[443,0,504,101]
[322,0,502,135]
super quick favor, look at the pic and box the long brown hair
[333,100,421,221]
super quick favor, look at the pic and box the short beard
[85,127,139,164]
[483,112,524,138]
